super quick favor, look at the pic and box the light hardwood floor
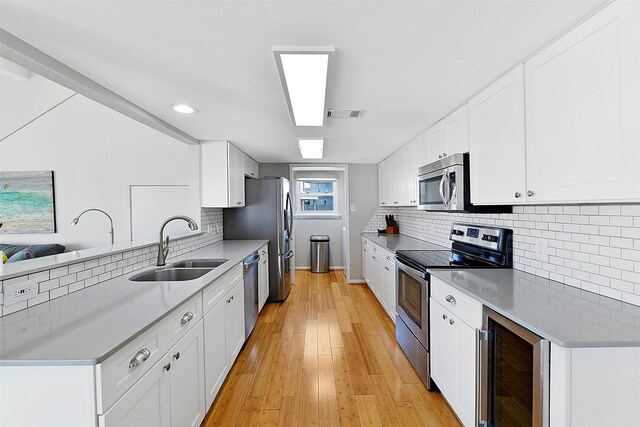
[201,270,461,426]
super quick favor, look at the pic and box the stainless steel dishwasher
[243,252,260,339]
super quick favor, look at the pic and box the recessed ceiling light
[273,47,334,127]
[172,104,197,114]
[298,138,324,159]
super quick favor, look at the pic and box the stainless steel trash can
[310,235,330,273]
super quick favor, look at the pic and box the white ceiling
[0,0,605,163]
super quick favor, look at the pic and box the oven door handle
[477,329,490,427]
[396,258,427,281]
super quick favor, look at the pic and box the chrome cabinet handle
[372,256,376,260]
[231,295,234,300]
[129,348,151,369]
[445,295,457,305]
[449,318,455,325]
[173,352,180,360]
[164,362,171,372]
[443,153,447,157]
[226,298,231,303]
[442,314,448,320]
[527,190,534,197]
[394,201,398,204]
[386,256,391,260]
[381,202,386,205]
[180,311,194,325]
[438,154,442,159]
[384,266,390,271]
[514,192,521,198]
[237,202,242,205]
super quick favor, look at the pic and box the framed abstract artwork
[0,171,57,234]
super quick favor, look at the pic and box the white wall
[292,168,346,269]
[0,93,201,250]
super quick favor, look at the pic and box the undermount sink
[129,268,213,282]
[170,259,228,269]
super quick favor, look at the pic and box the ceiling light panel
[273,47,334,127]
[298,138,324,159]
[172,104,197,114]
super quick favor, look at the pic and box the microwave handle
[439,170,449,208]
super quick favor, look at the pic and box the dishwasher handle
[243,253,260,270]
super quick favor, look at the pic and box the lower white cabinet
[258,244,269,311]
[362,238,396,322]
[168,321,206,427]
[226,279,245,363]
[430,277,482,427]
[99,355,171,427]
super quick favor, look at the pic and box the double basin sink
[129,259,228,282]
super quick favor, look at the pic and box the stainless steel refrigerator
[223,177,294,301]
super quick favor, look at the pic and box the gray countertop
[0,240,267,366]
[361,232,447,252]
[429,268,640,348]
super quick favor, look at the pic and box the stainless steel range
[394,223,513,389]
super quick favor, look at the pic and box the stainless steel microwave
[417,153,511,213]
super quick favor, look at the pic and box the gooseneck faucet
[156,215,199,266]
[72,209,115,245]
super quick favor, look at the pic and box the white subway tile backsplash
[0,207,223,318]
[365,203,640,306]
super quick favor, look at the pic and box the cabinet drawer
[370,242,394,263]
[167,293,203,348]
[431,276,482,329]
[202,263,242,315]
[97,318,168,413]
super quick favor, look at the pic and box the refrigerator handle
[282,249,294,259]
[285,192,294,236]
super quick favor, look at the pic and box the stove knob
[481,234,489,241]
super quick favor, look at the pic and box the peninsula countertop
[0,240,267,366]
[430,268,640,348]
[361,232,447,252]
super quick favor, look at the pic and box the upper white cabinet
[524,0,640,204]
[377,133,424,207]
[201,141,259,208]
[378,158,391,207]
[469,66,526,205]
[426,103,470,164]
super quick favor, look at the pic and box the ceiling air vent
[327,109,365,118]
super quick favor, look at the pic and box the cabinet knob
[237,202,242,205]
[438,155,442,159]
[173,352,180,360]
[527,190,534,197]
[180,311,194,326]
[449,318,455,325]
[164,362,172,372]
[445,295,457,305]
[514,192,521,198]
[385,266,390,271]
[442,314,448,320]
[227,298,231,303]
[231,295,234,300]
[394,201,398,204]
[381,202,386,205]
[443,153,447,157]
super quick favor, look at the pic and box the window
[295,178,337,216]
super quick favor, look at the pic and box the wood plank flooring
[201,270,461,427]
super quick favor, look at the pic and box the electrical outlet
[4,278,39,306]
[207,225,212,234]
[350,204,356,212]
[533,239,548,260]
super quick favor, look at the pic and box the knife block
[386,224,399,234]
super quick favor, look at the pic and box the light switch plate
[4,278,39,305]
[350,204,356,212]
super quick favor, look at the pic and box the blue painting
[0,171,56,234]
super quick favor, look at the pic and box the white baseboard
[295,266,345,270]
[347,279,365,284]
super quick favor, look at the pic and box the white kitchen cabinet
[469,65,526,205]
[99,356,171,427]
[378,158,391,207]
[258,243,269,312]
[430,277,482,427]
[167,321,206,427]
[402,141,417,205]
[242,154,260,179]
[203,297,229,410]
[201,140,248,208]
[426,103,469,164]
[362,237,396,323]
[524,0,640,204]
[225,279,246,364]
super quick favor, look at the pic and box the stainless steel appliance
[477,308,550,427]
[417,153,511,213]
[224,177,294,301]
[243,252,260,338]
[395,223,513,389]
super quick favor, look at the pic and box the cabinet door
[429,299,455,401]
[235,149,246,207]
[403,142,417,205]
[445,103,469,155]
[378,160,389,207]
[390,152,405,206]
[250,160,259,179]
[469,65,526,204]
[362,246,369,283]
[169,321,206,427]
[226,280,246,364]
[454,319,477,427]
[203,300,229,410]
[525,1,640,203]
[413,131,427,170]
[99,356,170,427]
[382,260,395,322]
[426,121,447,164]
[242,154,251,177]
